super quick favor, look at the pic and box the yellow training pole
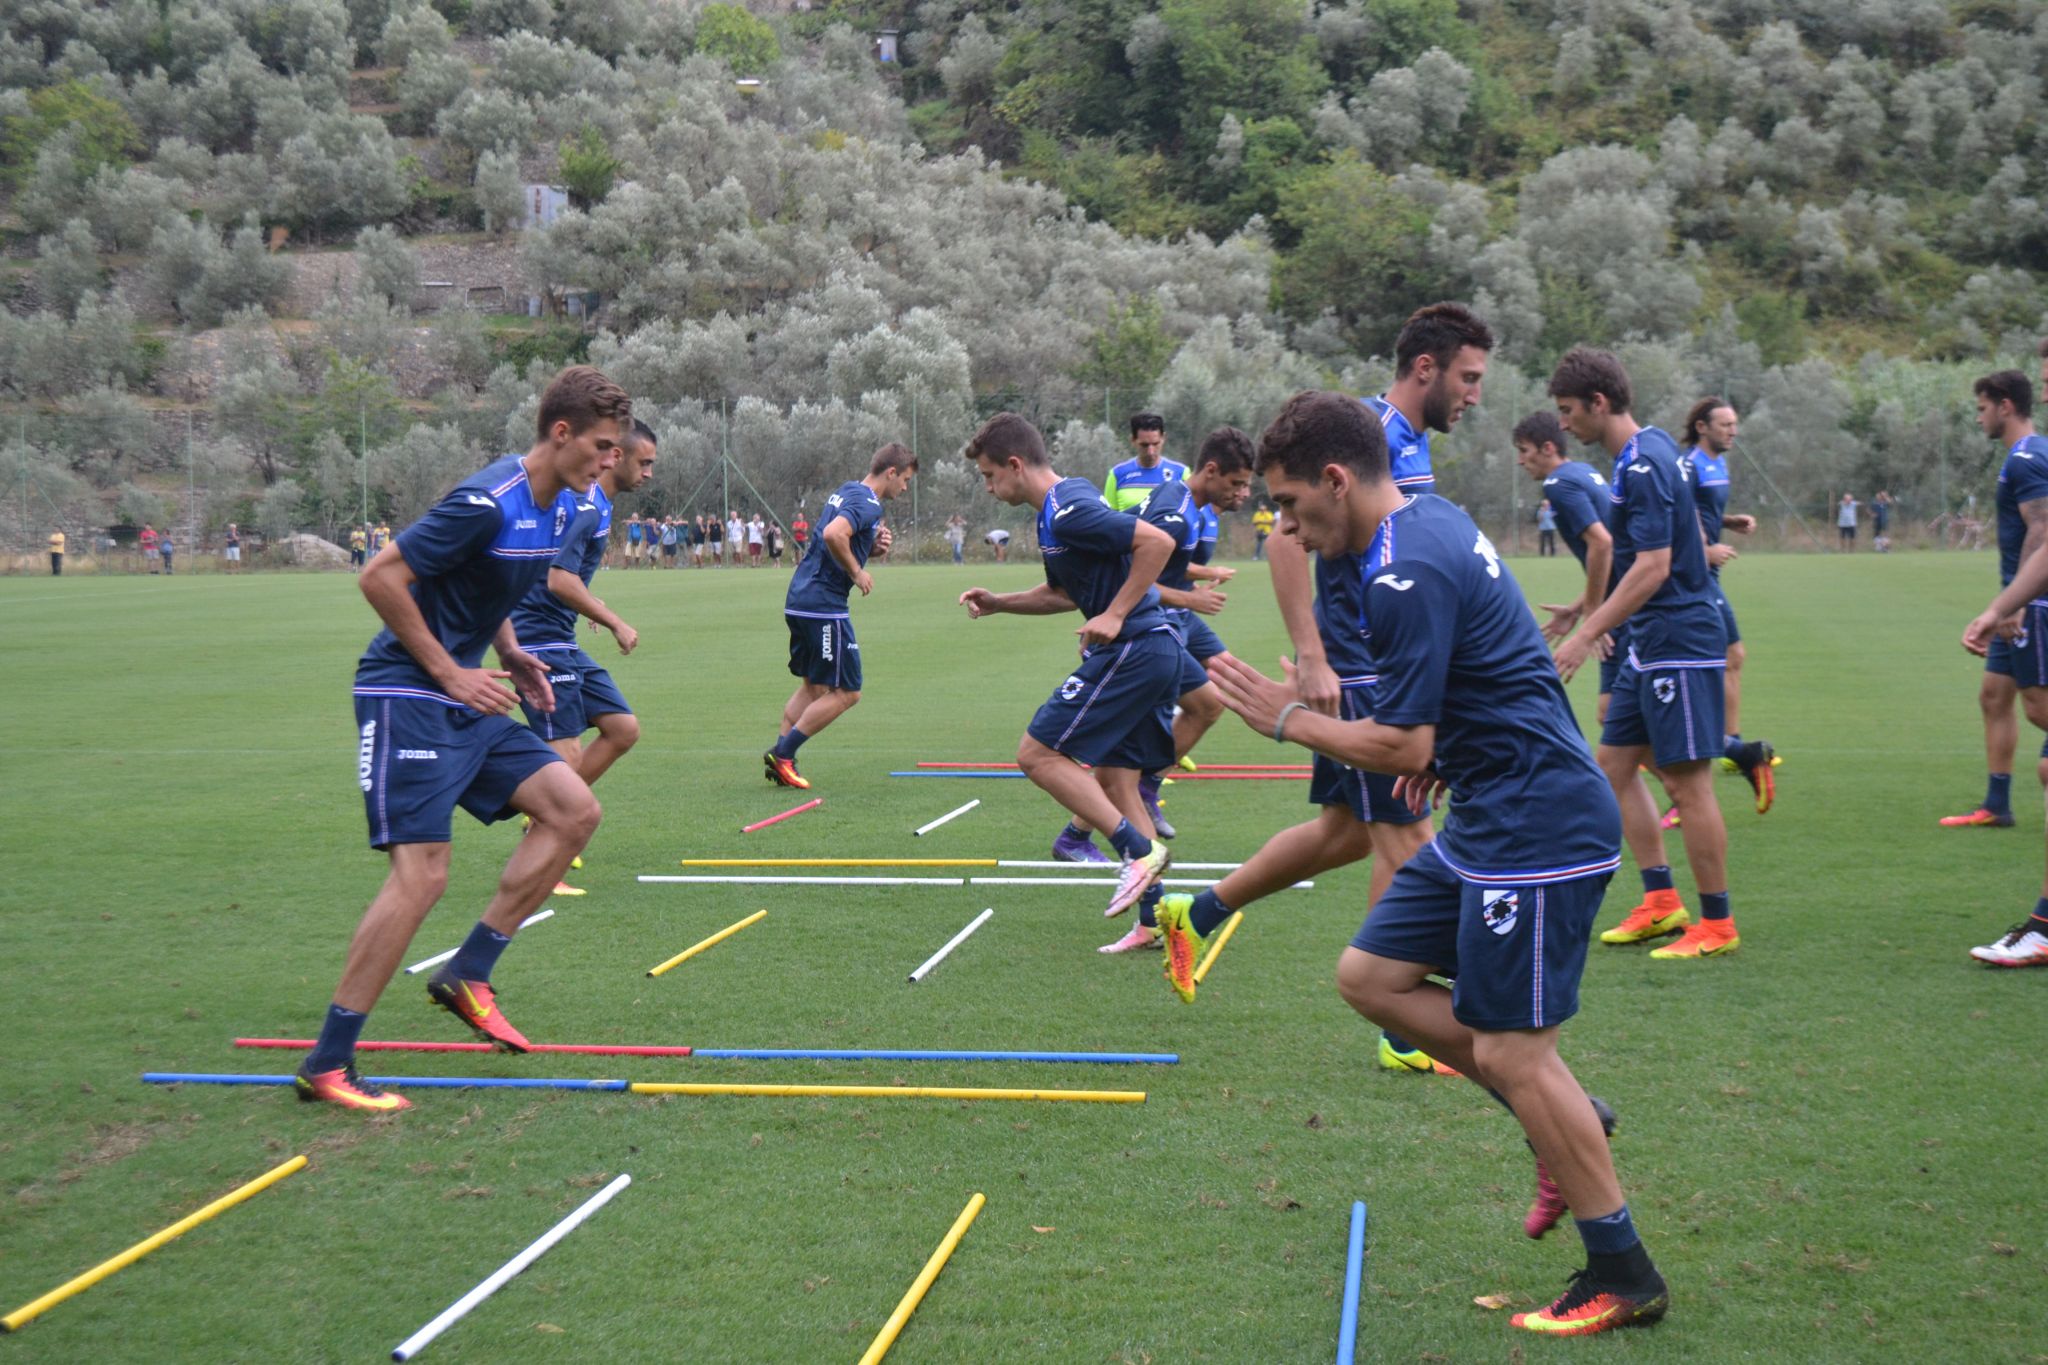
[678,859,997,868]
[856,1193,986,1365]
[1191,911,1244,985]
[647,909,767,977]
[630,1083,1144,1103]
[2,1154,308,1332]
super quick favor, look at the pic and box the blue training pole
[1336,1200,1367,1362]
[690,1049,1177,1064]
[142,1073,629,1091]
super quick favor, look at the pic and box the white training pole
[968,877,1314,890]
[390,1172,630,1361]
[404,909,553,975]
[639,875,966,887]
[994,860,1243,871]
[909,909,993,982]
[913,799,980,837]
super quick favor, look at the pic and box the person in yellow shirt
[1251,500,1275,560]
[48,528,64,576]
[349,524,368,570]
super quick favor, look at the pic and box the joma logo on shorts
[358,720,376,791]
[396,749,440,760]
[821,629,834,661]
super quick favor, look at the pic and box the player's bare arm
[546,565,636,654]
[360,543,516,715]
[1079,519,1172,647]
[1266,527,1339,714]
[1541,522,1612,640]
[1966,524,2048,654]
[822,518,871,595]
[493,618,555,713]
[960,583,1074,617]
[1210,654,1435,776]
[1155,582,1228,615]
[1556,544,1670,682]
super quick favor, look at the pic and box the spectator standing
[748,513,766,566]
[1251,500,1275,559]
[767,520,784,566]
[224,522,242,573]
[945,514,966,563]
[1872,490,1892,551]
[792,511,810,560]
[1836,492,1859,550]
[690,514,707,566]
[373,521,391,554]
[727,511,745,565]
[708,513,725,565]
[140,522,159,573]
[660,515,679,567]
[1536,498,1558,557]
[159,530,175,574]
[349,524,368,570]
[48,527,64,576]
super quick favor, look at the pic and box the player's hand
[853,569,874,596]
[1208,654,1296,738]
[1292,653,1341,715]
[1553,632,1592,683]
[959,587,1000,618]
[1185,584,1228,616]
[873,524,893,558]
[1208,565,1238,583]
[498,650,556,713]
[607,620,639,655]
[442,667,521,714]
[1963,609,2002,657]
[1592,630,1614,661]
[1077,610,1125,647]
[1998,608,2025,642]
[1723,514,1757,535]
[1707,543,1738,568]
[1539,601,1582,641]
[1392,768,1446,816]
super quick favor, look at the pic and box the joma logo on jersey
[514,518,537,530]
[1482,889,1520,936]
[358,720,376,791]
[1372,573,1414,591]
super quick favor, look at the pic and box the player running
[297,365,630,1112]
[1207,390,1668,1336]
[763,443,917,789]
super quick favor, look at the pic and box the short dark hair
[536,365,632,439]
[1976,370,2035,419]
[1394,302,1494,380]
[631,418,658,447]
[870,441,920,475]
[1129,412,1164,438]
[1194,426,1255,476]
[1683,397,1731,445]
[1255,392,1388,485]
[1547,347,1633,415]
[1511,411,1566,454]
[964,412,1048,467]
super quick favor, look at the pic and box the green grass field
[3,551,2044,1362]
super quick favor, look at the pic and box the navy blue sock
[1382,1031,1416,1054]
[1721,732,1743,763]
[1987,772,2013,814]
[774,727,809,759]
[1576,1205,1655,1284]
[1640,865,1675,894]
[1064,821,1091,840]
[446,921,512,982]
[1188,889,1233,936]
[2032,897,2048,930]
[1138,882,1162,928]
[1700,891,1731,922]
[306,1003,367,1073]
[1107,819,1151,860]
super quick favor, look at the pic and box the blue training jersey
[1540,460,1610,569]
[1040,476,1169,639]
[1313,552,1377,685]
[1360,495,1620,885]
[1136,482,1202,592]
[1194,504,1219,565]
[1103,456,1189,514]
[511,483,611,649]
[1686,447,1731,546]
[1608,426,1724,670]
[1365,395,1432,495]
[1996,436,2048,587]
[356,454,580,698]
[786,480,883,617]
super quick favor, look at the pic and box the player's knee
[1334,949,1397,1020]
[567,790,602,841]
[603,713,641,750]
[840,690,862,708]
[1186,684,1225,724]
[2021,689,2048,732]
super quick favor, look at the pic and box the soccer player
[1103,412,1189,513]
[1548,348,1737,961]
[1365,301,1495,497]
[296,365,629,1112]
[510,417,658,895]
[1204,391,1667,1336]
[763,443,916,789]
[1090,428,1257,941]
[1515,411,1617,696]
[960,412,1179,919]
[1944,368,2048,829]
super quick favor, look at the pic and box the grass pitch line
[913,799,980,835]
[743,797,821,833]
[1192,911,1245,986]
[390,1172,629,1361]
[234,1038,695,1058]
[404,908,552,975]
[647,909,768,976]
[1,1154,308,1333]
[629,1082,1144,1103]
[857,1192,985,1365]
[909,908,993,982]
[1336,1201,1367,1362]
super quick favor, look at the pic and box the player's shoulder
[1635,426,1682,462]
[449,454,524,505]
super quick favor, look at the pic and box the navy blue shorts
[1027,631,1180,771]
[1306,685,1427,827]
[1601,663,1725,767]
[1714,590,1741,647]
[787,613,861,691]
[353,689,561,849]
[1174,611,1227,662]
[1984,603,2048,689]
[520,646,631,741]
[1350,841,1611,1031]
[1596,623,1627,696]
[1175,647,1211,697]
